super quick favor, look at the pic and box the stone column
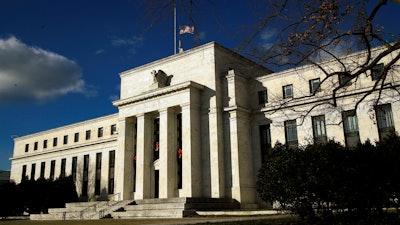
[229,109,256,208]
[159,108,177,198]
[181,103,201,197]
[135,113,152,199]
[208,107,225,198]
[115,117,135,200]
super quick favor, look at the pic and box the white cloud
[95,49,105,55]
[260,28,278,50]
[110,35,143,54]
[0,36,96,105]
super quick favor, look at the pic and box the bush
[257,134,400,218]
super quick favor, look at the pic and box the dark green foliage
[0,175,78,217]
[0,181,24,218]
[257,134,400,218]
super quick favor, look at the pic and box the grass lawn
[2,214,400,225]
[0,215,297,225]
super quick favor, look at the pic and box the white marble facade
[9,42,400,208]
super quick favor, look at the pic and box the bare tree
[140,0,400,119]
[241,0,400,110]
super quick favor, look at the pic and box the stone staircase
[111,197,240,219]
[30,197,240,220]
[30,200,133,220]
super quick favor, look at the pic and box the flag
[179,25,194,34]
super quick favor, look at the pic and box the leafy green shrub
[257,134,400,218]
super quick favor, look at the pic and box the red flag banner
[179,25,194,34]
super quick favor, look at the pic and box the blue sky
[0,0,399,170]
[0,0,259,170]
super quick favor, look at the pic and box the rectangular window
[371,63,384,81]
[34,142,38,151]
[339,74,351,87]
[30,163,36,180]
[72,156,77,182]
[312,115,327,144]
[258,90,268,104]
[22,165,27,181]
[108,150,115,194]
[63,135,68,145]
[53,137,58,147]
[40,162,45,179]
[85,130,91,140]
[111,124,117,135]
[259,124,271,164]
[25,144,29,152]
[50,160,55,181]
[82,155,89,197]
[95,153,102,195]
[283,84,293,99]
[60,158,66,178]
[376,104,395,141]
[74,132,79,142]
[284,120,298,148]
[309,78,321,94]
[43,140,48,149]
[98,127,103,138]
[342,110,360,148]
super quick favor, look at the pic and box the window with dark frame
[40,162,45,179]
[108,150,115,194]
[85,130,91,140]
[283,84,293,99]
[375,104,395,141]
[312,115,327,144]
[339,74,352,87]
[63,135,68,145]
[342,110,360,148]
[111,124,117,135]
[25,144,29,152]
[95,153,102,195]
[82,155,89,197]
[309,78,321,94]
[34,142,38,151]
[98,127,103,138]
[22,165,27,181]
[258,90,268,104]
[284,120,298,148]
[74,132,79,142]
[50,160,55,181]
[60,158,66,178]
[259,124,271,164]
[30,163,36,180]
[72,156,77,182]
[53,137,58,147]
[43,140,48,149]
[371,63,384,81]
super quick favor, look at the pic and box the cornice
[113,81,204,108]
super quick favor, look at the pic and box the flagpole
[174,0,177,54]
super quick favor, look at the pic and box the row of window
[24,124,117,153]
[258,63,385,104]
[259,103,395,162]
[258,78,321,104]
[21,150,116,196]
[283,104,395,148]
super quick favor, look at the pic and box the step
[111,209,196,219]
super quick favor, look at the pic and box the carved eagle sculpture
[151,70,173,88]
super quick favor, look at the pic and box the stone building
[9,42,400,210]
